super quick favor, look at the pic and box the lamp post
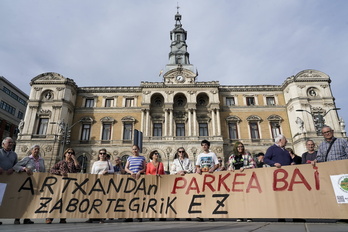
[296,108,340,135]
[191,147,197,165]
[59,120,82,160]
[166,147,172,173]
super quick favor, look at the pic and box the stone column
[193,109,197,136]
[141,109,145,133]
[169,109,173,136]
[188,109,192,136]
[164,109,168,137]
[216,109,221,135]
[211,109,216,136]
[145,109,150,136]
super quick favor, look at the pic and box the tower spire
[164,7,195,73]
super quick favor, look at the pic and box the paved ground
[0,218,347,232]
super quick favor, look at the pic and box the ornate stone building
[15,11,346,172]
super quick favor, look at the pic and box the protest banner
[0,159,347,219]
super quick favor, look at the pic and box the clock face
[176,75,184,82]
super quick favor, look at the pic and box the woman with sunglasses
[91,148,114,175]
[47,148,81,224]
[170,147,193,221]
[146,150,166,222]
[86,148,114,223]
[146,150,165,176]
[170,147,193,175]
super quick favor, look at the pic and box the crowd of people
[0,125,347,224]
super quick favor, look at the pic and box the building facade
[15,11,346,172]
[0,76,28,142]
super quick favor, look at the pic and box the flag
[159,70,163,76]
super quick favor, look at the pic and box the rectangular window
[17,111,24,119]
[85,98,94,107]
[123,123,132,140]
[266,97,275,106]
[105,99,113,107]
[0,101,16,115]
[125,98,134,107]
[81,124,91,141]
[228,122,238,140]
[199,123,208,136]
[102,124,111,140]
[226,97,235,106]
[37,118,49,135]
[176,123,185,136]
[250,122,260,140]
[246,97,255,106]
[270,122,281,139]
[153,123,162,137]
[2,86,10,95]
[2,86,27,106]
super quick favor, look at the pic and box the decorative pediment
[246,115,262,122]
[30,72,77,88]
[267,115,283,122]
[100,116,116,123]
[80,117,94,123]
[37,109,51,116]
[226,115,242,122]
[294,69,330,81]
[121,116,136,122]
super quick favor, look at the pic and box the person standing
[313,126,348,164]
[301,140,317,164]
[0,137,18,225]
[228,142,255,172]
[228,141,255,222]
[0,137,17,175]
[170,147,193,221]
[264,135,294,222]
[146,150,165,221]
[196,140,219,174]
[124,145,146,222]
[255,152,266,168]
[113,156,125,174]
[264,134,294,168]
[195,140,218,222]
[146,150,165,175]
[286,148,302,165]
[47,148,81,224]
[13,144,45,224]
[86,148,114,223]
[170,147,193,175]
[216,157,227,171]
[125,145,146,179]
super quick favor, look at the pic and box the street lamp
[296,108,340,135]
[62,120,82,154]
[191,147,197,165]
[166,147,172,173]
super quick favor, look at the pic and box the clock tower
[163,8,197,84]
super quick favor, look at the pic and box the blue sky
[1,0,347,126]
